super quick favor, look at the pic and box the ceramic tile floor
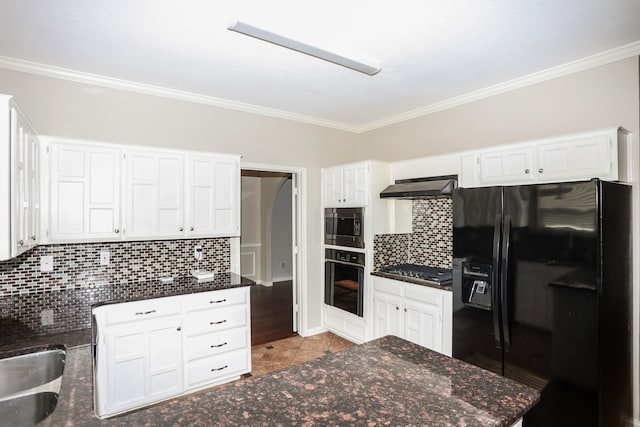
[248,332,356,377]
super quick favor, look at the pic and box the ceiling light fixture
[227,20,381,76]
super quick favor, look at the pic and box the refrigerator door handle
[501,214,512,352]
[492,214,503,349]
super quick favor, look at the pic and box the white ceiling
[0,0,639,132]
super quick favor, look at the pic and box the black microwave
[324,208,364,248]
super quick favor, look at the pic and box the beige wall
[358,56,639,161]
[0,68,361,334]
[2,56,639,352]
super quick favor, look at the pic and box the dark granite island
[40,335,539,426]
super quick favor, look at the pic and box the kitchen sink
[0,347,66,426]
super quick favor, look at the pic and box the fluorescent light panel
[228,21,381,76]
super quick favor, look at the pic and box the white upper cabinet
[125,149,184,239]
[0,95,40,260]
[185,154,240,237]
[322,162,369,207]
[535,132,612,182]
[479,145,536,185]
[460,127,630,188]
[47,140,122,242]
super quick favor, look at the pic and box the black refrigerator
[452,179,632,427]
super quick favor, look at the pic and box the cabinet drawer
[183,305,248,335]
[404,284,444,307]
[184,349,250,389]
[373,277,404,296]
[181,287,248,313]
[184,327,248,361]
[98,297,181,325]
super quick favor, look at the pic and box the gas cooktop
[377,264,452,286]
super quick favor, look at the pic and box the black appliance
[324,248,365,317]
[379,175,457,199]
[377,264,452,286]
[325,207,364,248]
[452,179,632,427]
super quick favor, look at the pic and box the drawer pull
[210,342,228,348]
[210,299,227,304]
[210,320,227,325]
[211,365,228,372]
[135,310,157,316]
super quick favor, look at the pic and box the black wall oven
[324,207,364,249]
[324,248,364,317]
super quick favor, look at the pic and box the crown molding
[356,40,640,133]
[1,39,639,135]
[0,55,359,133]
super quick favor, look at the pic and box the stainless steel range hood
[379,175,457,199]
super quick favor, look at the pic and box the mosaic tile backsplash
[0,238,230,335]
[374,198,453,270]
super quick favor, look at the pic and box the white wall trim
[0,55,356,133]
[301,326,329,337]
[358,40,640,133]
[2,40,640,134]
[241,161,308,335]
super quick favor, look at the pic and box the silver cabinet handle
[524,169,530,174]
[179,226,184,232]
[17,239,24,245]
[114,229,120,234]
[538,168,544,173]
[177,327,182,331]
[31,235,36,241]
[210,299,227,304]
[210,320,227,325]
[135,309,156,315]
[210,342,228,348]
[190,227,194,231]
[404,308,407,312]
[395,306,399,311]
[211,365,228,372]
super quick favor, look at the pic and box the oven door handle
[325,259,365,268]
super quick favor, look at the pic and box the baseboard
[256,281,272,287]
[300,326,328,337]
[272,275,293,283]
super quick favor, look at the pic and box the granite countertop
[91,272,255,308]
[39,335,539,426]
[371,271,453,292]
[0,273,255,353]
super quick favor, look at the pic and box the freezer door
[452,186,503,375]
[502,182,599,426]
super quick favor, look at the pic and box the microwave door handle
[492,214,503,349]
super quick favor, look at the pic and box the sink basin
[0,347,66,426]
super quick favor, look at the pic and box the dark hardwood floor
[250,280,295,345]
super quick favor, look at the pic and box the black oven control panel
[325,249,365,266]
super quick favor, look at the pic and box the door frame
[238,162,306,335]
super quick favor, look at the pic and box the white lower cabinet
[93,286,251,419]
[372,276,452,356]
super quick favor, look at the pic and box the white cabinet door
[1,98,40,260]
[372,291,402,338]
[29,134,40,247]
[103,316,183,416]
[10,107,31,255]
[479,145,535,185]
[125,150,184,238]
[536,133,611,182]
[186,154,240,237]
[49,142,121,241]
[403,300,442,352]
[322,167,343,207]
[342,163,368,206]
